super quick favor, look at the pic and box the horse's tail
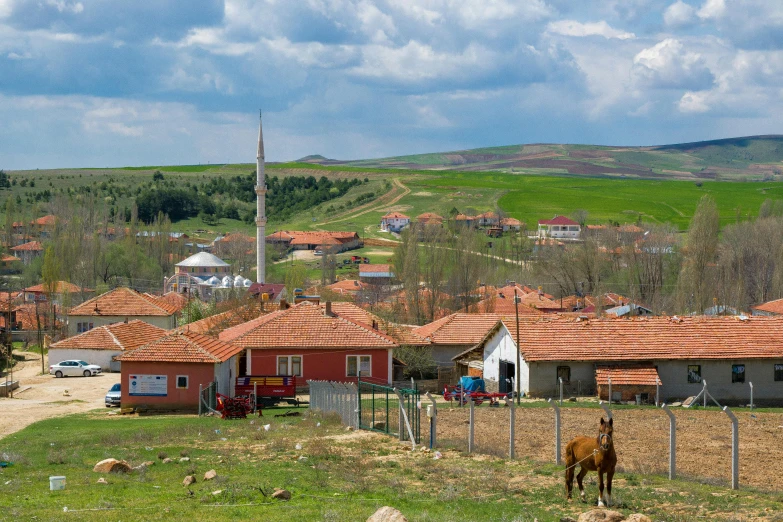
[564,439,576,468]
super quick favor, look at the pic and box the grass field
[0,408,781,521]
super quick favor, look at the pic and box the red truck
[235,375,300,407]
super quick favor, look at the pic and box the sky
[1,0,782,169]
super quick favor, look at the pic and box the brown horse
[565,417,617,507]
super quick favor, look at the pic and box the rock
[346,426,354,431]
[560,517,577,522]
[142,461,154,467]
[272,488,291,501]
[366,506,407,522]
[162,458,173,464]
[577,509,625,522]
[93,458,132,474]
[96,478,108,485]
[568,397,577,402]
[682,396,696,407]
[372,421,386,430]
[180,457,190,462]
[625,516,652,522]
[212,490,223,496]
[204,469,217,481]
[183,475,196,487]
[669,401,682,407]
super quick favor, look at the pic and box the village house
[247,282,287,302]
[476,211,500,227]
[265,230,360,252]
[380,212,410,233]
[751,298,783,316]
[116,331,243,411]
[359,263,395,286]
[67,287,182,335]
[219,301,398,385]
[10,240,44,264]
[48,320,168,372]
[23,281,90,305]
[499,315,783,404]
[499,217,523,232]
[416,213,444,226]
[0,254,21,272]
[537,215,581,239]
[454,213,475,228]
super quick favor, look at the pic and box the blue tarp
[459,376,486,393]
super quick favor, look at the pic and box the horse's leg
[565,463,574,499]
[597,469,605,507]
[576,466,588,503]
[606,467,615,507]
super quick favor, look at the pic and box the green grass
[0,409,779,521]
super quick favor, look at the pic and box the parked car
[105,383,121,407]
[49,360,102,378]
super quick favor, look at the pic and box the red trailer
[235,375,299,407]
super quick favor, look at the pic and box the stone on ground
[96,478,108,484]
[183,475,196,487]
[204,469,217,481]
[272,488,291,500]
[92,458,131,474]
[577,510,625,522]
[367,506,407,522]
[625,515,652,522]
[162,458,173,464]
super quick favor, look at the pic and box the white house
[537,216,581,239]
[380,212,410,233]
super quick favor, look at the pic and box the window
[176,375,188,389]
[347,355,371,377]
[76,322,94,333]
[556,366,571,384]
[775,364,783,382]
[688,365,701,383]
[276,356,303,376]
[732,364,745,383]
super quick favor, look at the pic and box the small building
[595,365,661,403]
[10,241,44,264]
[751,298,783,316]
[116,331,243,411]
[219,301,398,385]
[265,231,360,252]
[476,211,500,227]
[604,303,653,317]
[416,213,444,226]
[23,281,90,304]
[537,216,581,239]
[454,214,475,227]
[247,283,287,302]
[499,217,523,232]
[380,212,410,233]
[49,320,168,372]
[67,287,181,336]
[359,264,395,285]
[0,254,21,272]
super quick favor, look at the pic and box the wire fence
[307,380,358,429]
[358,379,420,444]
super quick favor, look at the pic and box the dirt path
[317,178,410,226]
[0,352,114,439]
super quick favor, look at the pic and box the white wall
[214,356,235,397]
[68,315,176,336]
[481,325,519,385]
[48,348,121,372]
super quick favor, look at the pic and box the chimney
[325,301,333,317]
[372,319,378,330]
[279,298,288,310]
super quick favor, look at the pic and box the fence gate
[358,378,420,444]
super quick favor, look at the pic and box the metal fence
[307,380,358,429]
[198,381,217,416]
[358,378,420,444]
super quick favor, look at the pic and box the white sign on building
[128,374,168,397]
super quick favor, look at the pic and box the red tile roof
[24,281,86,294]
[455,213,474,221]
[538,215,579,226]
[325,279,367,293]
[33,215,57,226]
[382,212,410,219]
[518,315,783,362]
[1,254,21,263]
[175,303,269,337]
[751,298,783,315]
[69,287,181,317]
[500,217,523,226]
[475,297,545,316]
[50,320,168,351]
[0,303,57,330]
[11,241,44,252]
[219,301,397,349]
[215,232,254,243]
[417,213,443,223]
[360,264,393,274]
[117,331,243,363]
[595,365,661,386]
[147,292,188,312]
[412,313,503,346]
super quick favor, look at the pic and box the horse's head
[598,417,614,452]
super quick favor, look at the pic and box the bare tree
[678,195,720,313]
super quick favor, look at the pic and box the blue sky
[1,0,782,169]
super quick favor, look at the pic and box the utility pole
[514,288,521,405]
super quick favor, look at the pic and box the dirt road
[0,352,115,439]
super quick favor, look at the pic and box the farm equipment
[235,375,300,407]
[216,393,255,419]
[443,376,510,406]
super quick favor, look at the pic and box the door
[499,361,515,393]
[64,361,78,376]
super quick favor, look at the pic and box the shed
[595,365,661,403]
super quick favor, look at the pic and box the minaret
[255,111,267,283]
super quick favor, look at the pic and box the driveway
[0,352,116,439]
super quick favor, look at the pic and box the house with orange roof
[537,215,580,239]
[416,213,444,226]
[1,254,21,271]
[31,215,58,237]
[380,211,410,233]
[49,320,168,371]
[265,230,360,252]
[499,217,523,232]
[23,281,92,304]
[10,240,44,264]
[476,211,500,227]
[454,213,475,227]
[359,263,395,284]
[479,315,783,403]
[413,313,518,392]
[67,287,182,335]
[220,301,398,385]
[116,331,244,410]
[751,297,783,317]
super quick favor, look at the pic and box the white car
[49,360,102,378]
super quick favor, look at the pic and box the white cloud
[454,0,551,27]
[632,38,714,89]
[664,1,696,27]
[547,20,635,40]
[176,28,256,56]
[356,1,397,43]
[45,0,83,14]
[678,91,710,112]
[0,0,14,19]
[265,38,357,68]
[697,0,726,20]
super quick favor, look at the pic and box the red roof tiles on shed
[595,366,661,386]
[50,320,168,351]
[117,331,242,363]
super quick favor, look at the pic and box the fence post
[425,392,437,449]
[599,400,612,420]
[506,396,515,460]
[393,388,416,450]
[749,382,753,411]
[723,406,739,490]
[661,403,676,480]
[199,383,203,416]
[547,398,561,465]
[254,382,258,414]
[608,377,612,406]
[703,380,707,408]
[559,377,563,406]
[468,396,475,453]
[656,378,660,407]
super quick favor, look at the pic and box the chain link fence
[307,380,358,429]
